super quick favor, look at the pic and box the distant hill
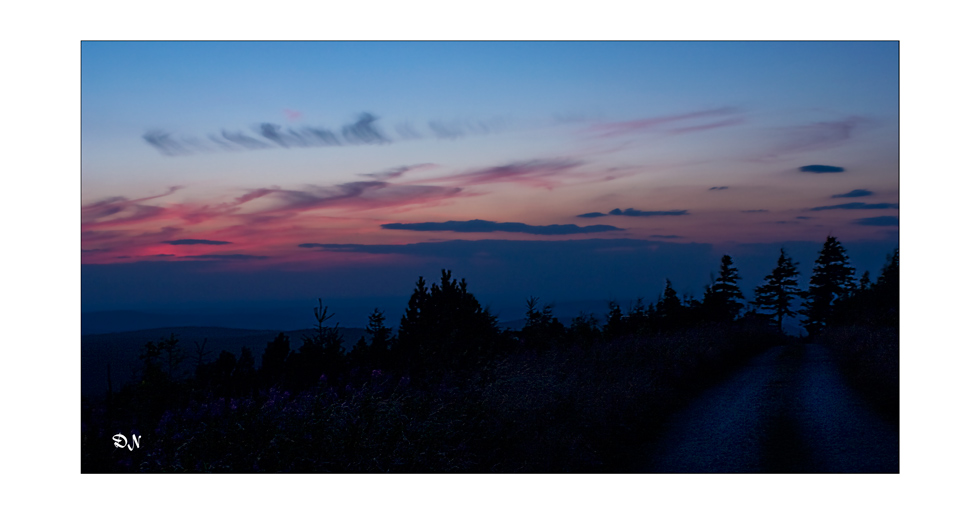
[81,326,368,399]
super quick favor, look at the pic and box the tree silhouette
[366,308,392,359]
[859,271,871,291]
[523,296,564,350]
[830,248,898,327]
[291,299,345,388]
[802,236,856,335]
[350,308,393,370]
[753,248,801,333]
[604,300,625,338]
[260,332,291,386]
[654,279,685,331]
[395,270,499,375]
[702,255,745,322]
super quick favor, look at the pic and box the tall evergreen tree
[366,308,392,357]
[802,236,856,335]
[395,270,498,374]
[703,255,745,322]
[653,279,687,331]
[753,248,801,333]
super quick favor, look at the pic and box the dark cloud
[741,209,769,213]
[379,219,623,236]
[854,216,899,226]
[809,202,898,211]
[163,239,231,245]
[341,113,389,144]
[796,216,813,220]
[709,186,729,191]
[143,130,193,156]
[220,130,272,150]
[649,234,682,239]
[832,189,874,198]
[576,212,607,218]
[799,165,846,173]
[257,123,335,148]
[180,254,268,260]
[144,113,388,156]
[609,208,689,217]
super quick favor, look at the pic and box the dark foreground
[641,343,899,473]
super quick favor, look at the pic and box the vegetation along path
[640,343,898,473]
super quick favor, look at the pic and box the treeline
[81,236,898,472]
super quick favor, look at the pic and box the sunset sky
[81,41,899,326]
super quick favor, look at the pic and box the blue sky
[79,41,899,325]
[5,0,977,509]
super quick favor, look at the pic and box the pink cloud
[80,179,468,265]
[81,187,183,228]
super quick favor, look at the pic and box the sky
[81,41,899,327]
[11,1,979,508]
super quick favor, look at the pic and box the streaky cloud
[342,113,389,144]
[587,107,739,138]
[832,189,874,198]
[763,117,864,159]
[144,113,388,156]
[809,202,898,211]
[709,186,729,191]
[741,209,769,213]
[649,234,682,239]
[432,159,583,188]
[854,216,899,226]
[379,219,623,235]
[576,212,607,218]
[359,163,436,180]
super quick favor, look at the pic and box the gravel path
[641,343,898,473]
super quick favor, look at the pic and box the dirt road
[641,343,898,473]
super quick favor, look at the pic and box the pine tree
[703,255,745,322]
[366,308,392,357]
[753,248,801,333]
[802,236,856,335]
[395,270,498,374]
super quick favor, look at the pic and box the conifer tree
[395,270,498,374]
[655,279,684,330]
[366,308,392,354]
[753,248,801,333]
[802,236,856,335]
[703,255,745,322]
